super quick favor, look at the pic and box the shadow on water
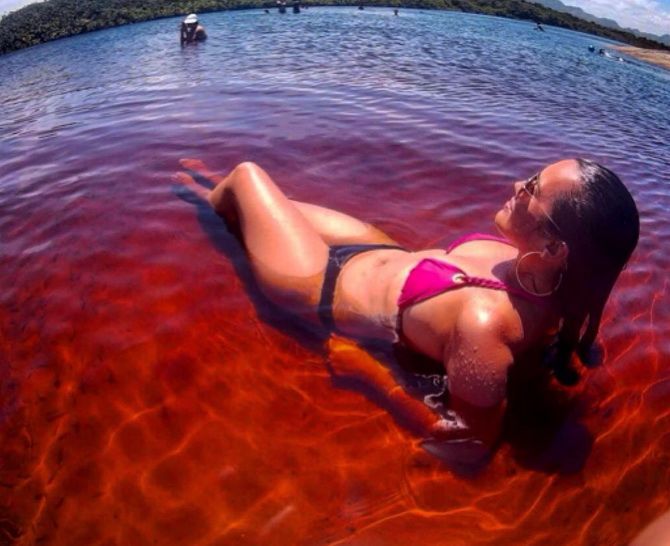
[505,352,593,475]
[174,173,592,477]
[171,172,474,463]
[368,341,593,477]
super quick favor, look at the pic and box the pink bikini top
[397,233,548,310]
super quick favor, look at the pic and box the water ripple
[0,7,669,546]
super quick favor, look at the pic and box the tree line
[1,0,668,56]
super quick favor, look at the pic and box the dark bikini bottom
[317,243,406,330]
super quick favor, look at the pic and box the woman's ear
[542,240,569,262]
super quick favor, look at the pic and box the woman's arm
[327,334,507,473]
[434,305,513,469]
[327,335,500,442]
[327,336,443,438]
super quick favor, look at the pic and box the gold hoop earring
[515,251,563,297]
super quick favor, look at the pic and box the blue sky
[568,0,670,35]
[1,0,669,35]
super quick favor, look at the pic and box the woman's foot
[172,171,211,203]
[179,158,225,186]
[174,163,238,227]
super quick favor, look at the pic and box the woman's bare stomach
[332,248,444,341]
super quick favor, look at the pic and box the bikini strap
[457,274,549,307]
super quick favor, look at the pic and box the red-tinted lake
[1,7,669,545]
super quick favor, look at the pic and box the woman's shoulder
[446,301,515,407]
[454,287,528,356]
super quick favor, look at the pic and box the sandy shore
[613,45,670,71]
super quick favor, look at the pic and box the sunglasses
[518,173,562,235]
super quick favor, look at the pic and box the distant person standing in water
[180,13,207,45]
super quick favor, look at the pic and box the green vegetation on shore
[1,0,668,56]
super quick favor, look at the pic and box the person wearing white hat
[180,13,207,45]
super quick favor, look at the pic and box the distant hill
[529,0,670,46]
[1,0,669,56]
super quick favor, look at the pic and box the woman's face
[495,159,581,246]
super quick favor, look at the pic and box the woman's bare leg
[291,202,399,245]
[176,161,329,312]
[179,159,398,245]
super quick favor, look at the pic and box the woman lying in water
[174,158,639,465]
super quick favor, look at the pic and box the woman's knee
[231,161,262,181]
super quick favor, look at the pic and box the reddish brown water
[1,8,669,546]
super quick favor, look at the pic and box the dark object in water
[588,45,595,52]
[394,8,399,15]
[358,5,364,10]
[264,8,270,13]
[293,1,300,13]
[277,1,286,13]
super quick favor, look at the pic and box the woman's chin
[493,208,509,233]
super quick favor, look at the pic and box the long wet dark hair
[545,159,639,385]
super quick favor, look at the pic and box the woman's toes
[179,158,225,186]
[172,172,211,201]
[179,158,208,172]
